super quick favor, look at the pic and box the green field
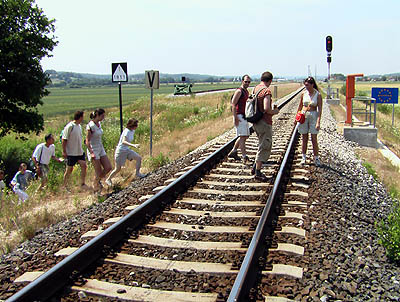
[40,83,239,117]
[329,81,400,96]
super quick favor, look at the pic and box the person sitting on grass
[10,163,34,203]
[105,118,146,187]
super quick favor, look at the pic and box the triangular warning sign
[113,64,127,82]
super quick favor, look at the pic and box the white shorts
[87,145,107,161]
[235,114,250,137]
[13,188,28,202]
[115,149,141,167]
[298,111,319,135]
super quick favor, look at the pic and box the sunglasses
[244,81,251,83]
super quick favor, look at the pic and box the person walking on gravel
[85,108,112,192]
[32,134,64,191]
[105,118,146,187]
[295,76,323,166]
[251,71,279,181]
[228,75,251,163]
[62,111,90,191]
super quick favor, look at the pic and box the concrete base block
[343,126,377,148]
[325,98,340,105]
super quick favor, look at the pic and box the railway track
[8,87,307,302]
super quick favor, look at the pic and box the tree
[0,0,57,137]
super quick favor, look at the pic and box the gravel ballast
[279,101,400,301]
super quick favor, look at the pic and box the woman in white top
[105,118,146,187]
[86,109,112,191]
[296,77,323,166]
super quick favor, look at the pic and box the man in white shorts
[228,75,251,163]
[32,133,64,191]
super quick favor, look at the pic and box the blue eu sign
[371,87,399,104]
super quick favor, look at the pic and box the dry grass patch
[0,189,98,254]
[148,116,233,158]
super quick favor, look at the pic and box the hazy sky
[35,0,400,78]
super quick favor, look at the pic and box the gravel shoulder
[293,101,400,301]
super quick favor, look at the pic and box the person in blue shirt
[10,163,34,202]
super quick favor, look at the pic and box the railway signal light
[326,36,333,52]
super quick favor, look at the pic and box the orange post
[345,73,364,124]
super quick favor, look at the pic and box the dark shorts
[67,153,86,166]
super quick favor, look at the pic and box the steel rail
[7,86,304,302]
[228,88,303,302]
[7,141,234,302]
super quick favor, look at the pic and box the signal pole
[326,36,333,99]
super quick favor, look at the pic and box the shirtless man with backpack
[228,75,251,163]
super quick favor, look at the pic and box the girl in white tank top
[302,89,319,107]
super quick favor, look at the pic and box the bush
[355,89,368,97]
[0,136,41,185]
[145,153,170,170]
[377,104,392,115]
[46,162,65,192]
[340,84,346,96]
[376,200,400,262]
[363,162,378,180]
[389,185,400,200]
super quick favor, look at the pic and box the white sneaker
[315,158,321,166]
[136,173,147,179]
[105,179,112,187]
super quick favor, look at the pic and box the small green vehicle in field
[174,83,193,95]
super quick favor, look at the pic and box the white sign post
[112,63,128,133]
[145,70,160,156]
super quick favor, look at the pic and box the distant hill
[45,70,242,88]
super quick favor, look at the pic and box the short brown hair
[261,71,273,82]
[127,118,138,129]
[74,111,84,121]
[242,74,251,81]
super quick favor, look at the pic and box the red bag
[295,111,305,124]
